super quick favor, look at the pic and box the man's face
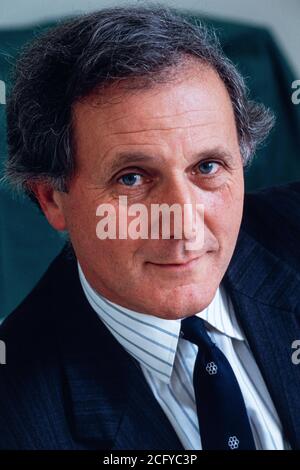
[52,64,244,319]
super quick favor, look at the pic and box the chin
[147,283,219,320]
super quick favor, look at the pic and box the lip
[147,256,202,271]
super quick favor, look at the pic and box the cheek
[61,189,103,263]
[68,202,96,245]
[97,238,143,266]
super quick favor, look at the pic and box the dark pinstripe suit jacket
[0,182,300,449]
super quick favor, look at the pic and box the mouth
[146,256,203,272]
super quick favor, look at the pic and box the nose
[151,174,204,242]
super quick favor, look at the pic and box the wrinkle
[102,122,212,138]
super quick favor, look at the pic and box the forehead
[72,65,238,169]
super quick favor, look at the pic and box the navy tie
[181,315,256,450]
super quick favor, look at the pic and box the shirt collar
[78,262,244,384]
[195,285,244,341]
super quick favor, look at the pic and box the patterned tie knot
[180,315,213,349]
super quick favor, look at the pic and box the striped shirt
[78,262,290,450]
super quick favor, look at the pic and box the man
[0,5,300,450]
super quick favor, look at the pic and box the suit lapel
[112,357,183,450]
[223,228,300,449]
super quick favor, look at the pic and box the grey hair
[3,3,275,206]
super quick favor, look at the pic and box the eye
[118,172,143,186]
[197,161,220,175]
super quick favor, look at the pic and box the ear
[29,182,67,231]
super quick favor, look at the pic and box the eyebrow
[106,148,235,175]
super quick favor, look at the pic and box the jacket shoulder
[243,181,300,272]
[0,245,77,449]
[0,245,75,349]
